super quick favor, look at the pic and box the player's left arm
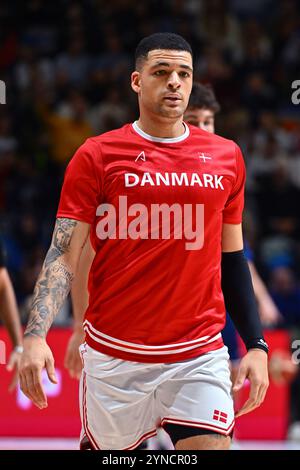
[0,267,23,391]
[221,223,269,418]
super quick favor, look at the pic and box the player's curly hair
[188,83,221,113]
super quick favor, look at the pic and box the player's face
[184,107,215,133]
[131,49,193,120]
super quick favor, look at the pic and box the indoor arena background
[1,0,300,450]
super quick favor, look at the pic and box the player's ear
[131,71,141,94]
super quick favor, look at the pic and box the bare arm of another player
[222,223,269,418]
[0,268,23,391]
[19,218,90,408]
[64,237,95,379]
[248,261,281,326]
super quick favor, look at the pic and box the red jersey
[57,122,245,362]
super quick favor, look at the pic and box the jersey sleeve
[56,139,103,224]
[223,144,246,224]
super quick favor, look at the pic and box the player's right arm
[19,218,90,409]
[64,237,95,379]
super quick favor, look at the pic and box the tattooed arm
[19,218,90,408]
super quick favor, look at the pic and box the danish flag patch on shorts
[213,409,228,424]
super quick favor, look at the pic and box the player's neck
[136,115,185,139]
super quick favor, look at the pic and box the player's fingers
[249,379,260,401]
[6,351,20,372]
[31,367,48,408]
[19,370,38,406]
[65,350,76,378]
[235,379,261,417]
[19,373,28,398]
[64,346,72,370]
[6,355,15,371]
[250,376,269,409]
[256,382,268,407]
[233,366,247,392]
[74,356,83,379]
[71,352,81,375]
[45,357,58,384]
[235,397,257,417]
[66,348,83,379]
[8,369,19,393]
[72,347,84,378]
[28,367,48,408]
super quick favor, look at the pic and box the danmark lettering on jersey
[124,172,224,190]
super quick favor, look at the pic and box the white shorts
[79,344,234,450]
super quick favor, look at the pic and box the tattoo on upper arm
[24,218,78,338]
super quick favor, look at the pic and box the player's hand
[233,349,269,418]
[19,336,58,409]
[6,349,22,392]
[64,328,85,379]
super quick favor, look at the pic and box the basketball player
[19,33,269,450]
[0,238,23,390]
[65,82,279,379]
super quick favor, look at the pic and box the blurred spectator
[0,114,17,155]
[87,88,130,134]
[255,163,300,239]
[43,89,93,164]
[56,37,90,87]
[270,267,300,328]
[270,265,300,428]
[247,135,287,189]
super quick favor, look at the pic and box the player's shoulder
[187,124,239,151]
[74,124,132,159]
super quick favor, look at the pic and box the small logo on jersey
[213,410,228,424]
[199,153,212,162]
[135,151,146,162]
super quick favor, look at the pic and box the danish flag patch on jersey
[213,409,228,423]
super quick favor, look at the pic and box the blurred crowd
[0,0,300,395]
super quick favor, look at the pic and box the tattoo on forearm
[24,219,78,338]
[45,219,77,267]
[51,262,74,284]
